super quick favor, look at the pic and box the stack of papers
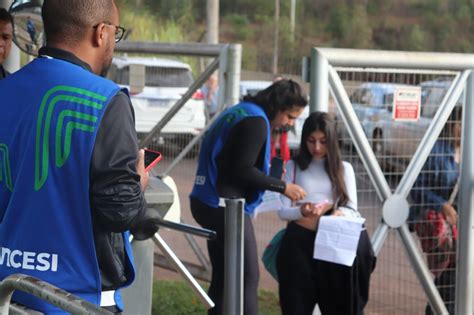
[313,216,366,266]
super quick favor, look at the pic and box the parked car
[337,82,416,147]
[108,56,205,150]
[239,80,272,99]
[372,78,462,171]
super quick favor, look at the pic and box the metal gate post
[122,239,154,315]
[310,48,329,113]
[455,70,474,315]
[216,45,228,113]
[224,198,245,315]
[225,44,242,108]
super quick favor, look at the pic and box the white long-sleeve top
[278,159,358,221]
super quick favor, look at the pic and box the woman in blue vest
[190,79,308,315]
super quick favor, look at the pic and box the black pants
[190,198,259,315]
[277,222,376,315]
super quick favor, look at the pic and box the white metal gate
[308,48,474,315]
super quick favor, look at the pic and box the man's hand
[137,149,149,191]
[130,208,160,241]
[442,202,457,225]
[284,183,306,202]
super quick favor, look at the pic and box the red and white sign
[392,87,421,121]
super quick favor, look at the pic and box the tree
[402,25,429,51]
[326,2,350,40]
[342,4,373,48]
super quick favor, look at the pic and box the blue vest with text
[190,102,270,214]
[0,57,135,313]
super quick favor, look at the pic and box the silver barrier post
[224,198,245,315]
[455,71,474,315]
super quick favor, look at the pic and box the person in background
[270,124,291,162]
[270,74,291,162]
[26,16,37,45]
[410,106,462,315]
[0,8,13,80]
[202,72,219,122]
[190,79,308,315]
[277,112,375,315]
[0,0,158,313]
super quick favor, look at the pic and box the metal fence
[310,48,473,315]
[330,68,461,315]
[0,274,111,315]
[107,43,473,314]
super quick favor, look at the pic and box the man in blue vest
[0,8,13,79]
[0,0,158,313]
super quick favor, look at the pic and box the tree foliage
[119,0,473,72]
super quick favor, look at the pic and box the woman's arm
[278,160,304,220]
[217,117,286,196]
[338,162,360,218]
[217,117,306,202]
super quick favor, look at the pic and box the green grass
[152,280,281,315]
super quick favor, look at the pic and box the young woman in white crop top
[276,112,375,315]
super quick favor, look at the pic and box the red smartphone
[144,149,162,172]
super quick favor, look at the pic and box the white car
[337,82,416,145]
[108,56,206,146]
[371,78,462,171]
[239,80,272,99]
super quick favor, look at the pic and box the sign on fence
[392,87,421,121]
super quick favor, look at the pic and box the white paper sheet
[313,216,365,266]
[253,191,282,218]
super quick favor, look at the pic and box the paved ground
[151,154,431,314]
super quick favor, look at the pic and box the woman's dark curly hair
[243,79,308,120]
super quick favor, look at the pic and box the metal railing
[113,42,242,293]
[0,274,112,315]
[114,41,242,166]
[112,41,242,311]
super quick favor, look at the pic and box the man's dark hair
[42,0,115,45]
[0,8,14,26]
[243,79,308,121]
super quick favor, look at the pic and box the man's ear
[92,23,105,47]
